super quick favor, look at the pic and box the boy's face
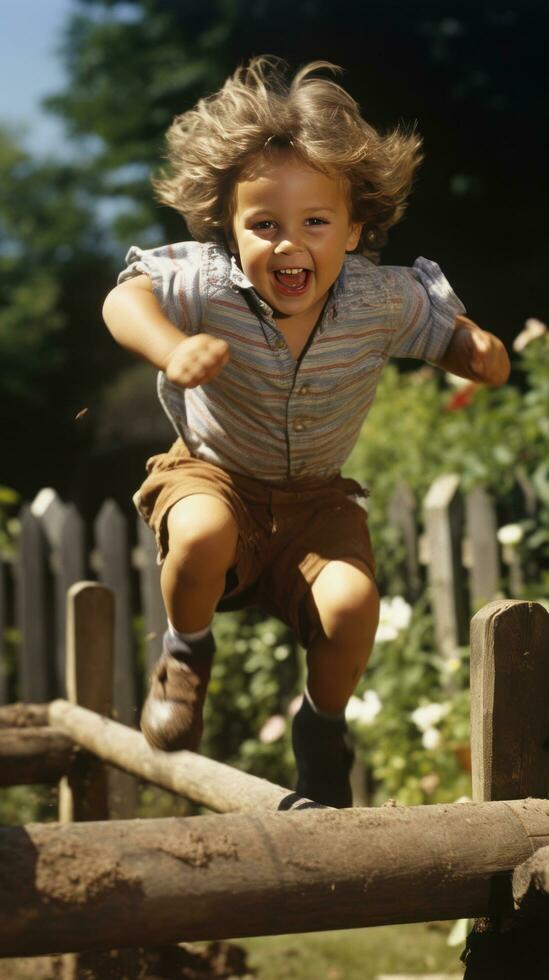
[230,154,362,324]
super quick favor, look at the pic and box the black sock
[294,693,347,734]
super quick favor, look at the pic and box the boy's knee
[166,496,238,578]
[311,560,379,641]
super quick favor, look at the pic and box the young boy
[102,57,509,808]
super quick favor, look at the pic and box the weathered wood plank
[48,699,313,814]
[14,507,53,702]
[30,490,87,696]
[94,500,139,818]
[0,702,49,728]
[465,487,501,608]
[465,599,549,975]
[513,844,549,919]
[388,480,422,600]
[470,599,549,804]
[0,727,75,785]
[135,519,165,674]
[0,556,7,704]
[58,583,114,823]
[56,502,87,695]
[94,501,137,728]
[424,474,469,656]
[1,798,549,956]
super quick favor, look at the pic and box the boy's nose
[274,237,304,254]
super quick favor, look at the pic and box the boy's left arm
[435,314,510,386]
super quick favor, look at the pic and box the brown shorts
[134,438,376,647]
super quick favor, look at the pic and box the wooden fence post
[31,489,86,695]
[135,519,165,675]
[465,487,501,610]
[94,500,138,726]
[59,581,114,823]
[387,480,422,601]
[464,599,549,977]
[58,582,116,980]
[0,556,7,704]
[15,506,54,701]
[93,500,139,817]
[424,473,469,657]
[470,599,549,803]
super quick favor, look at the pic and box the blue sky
[0,0,76,158]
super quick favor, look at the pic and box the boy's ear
[345,222,363,252]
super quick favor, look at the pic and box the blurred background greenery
[1,0,547,512]
[1,0,548,811]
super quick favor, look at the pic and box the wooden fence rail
[0,591,548,975]
[1,798,548,956]
[0,473,536,711]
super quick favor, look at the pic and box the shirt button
[299,385,310,395]
[293,420,305,432]
[274,338,285,350]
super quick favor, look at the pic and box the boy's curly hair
[153,56,423,260]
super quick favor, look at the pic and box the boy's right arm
[102,274,229,388]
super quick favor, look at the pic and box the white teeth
[278,268,304,274]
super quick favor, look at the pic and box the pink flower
[259,715,286,744]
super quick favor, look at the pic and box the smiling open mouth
[273,268,311,294]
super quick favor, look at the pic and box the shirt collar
[228,253,347,324]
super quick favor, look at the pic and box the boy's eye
[305,217,328,226]
[253,220,276,231]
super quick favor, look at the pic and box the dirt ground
[0,941,254,979]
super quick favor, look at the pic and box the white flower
[362,689,382,722]
[411,701,451,733]
[346,690,382,726]
[259,714,286,744]
[445,372,471,389]
[346,696,366,722]
[422,727,442,750]
[375,622,398,643]
[375,596,412,644]
[512,317,547,352]
[497,523,523,546]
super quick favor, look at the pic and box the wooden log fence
[0,472,538,712]
[1,799,548,957]
[0,587,548,974]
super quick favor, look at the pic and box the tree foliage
[4,0,548,501]
[43,0,549,341]
[0,127,121,491]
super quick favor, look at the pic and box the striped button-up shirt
[118,242,465,481]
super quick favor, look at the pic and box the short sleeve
[385,257,466,361]
[117,241,204,333]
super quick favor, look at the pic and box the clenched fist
[454,315,510,386]
[165,334,230,388]
[439,315,510,387]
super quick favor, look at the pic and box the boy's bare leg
[160,494,239,631]
[292,559,379,807]
[141,494,238,751]
[305,559,380,713]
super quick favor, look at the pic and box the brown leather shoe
[140,633,214,752]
